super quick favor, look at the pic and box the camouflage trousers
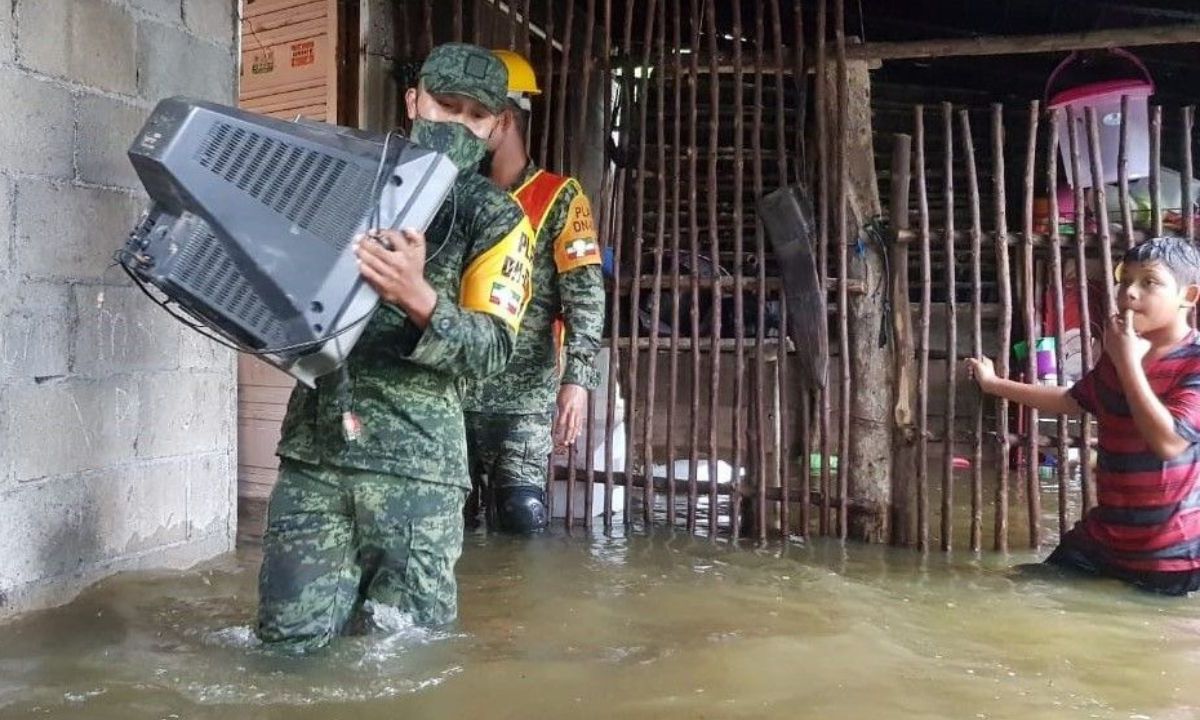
[256,459,467,652]
[464,411,554,492]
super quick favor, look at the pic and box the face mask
[410,118,489,172]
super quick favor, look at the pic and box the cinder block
[125,0,183,22]
[0,393,12,486]
[177,322,236,373]
[0,173,12,274]
[84,460,189,558]
[5,377,139,482]
[183,0,235,47]
[14,178,144,282]
[0,478,88,587]
[0,67,73,178]
[187,451,235,540]
[0,461,190,590]
[135,371,235,460]
[0,3,14,63]
[71,285,180,376]
[17,0,137,95]
[0,281,71,380]
[76,94,147,190]
[136,21,235,104]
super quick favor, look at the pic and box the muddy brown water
[2,518,1199,720]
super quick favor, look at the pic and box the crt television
[119,97,457,386]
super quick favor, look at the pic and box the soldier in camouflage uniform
[461,50,606,533]
[256,43,536,651]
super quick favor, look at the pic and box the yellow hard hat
[492,49,541,96]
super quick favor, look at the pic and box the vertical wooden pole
[834,0,851,541]
[941,102,957,552]
[1151,106,1163,238]
[730,0,747,540]
[792,1,808,187]
[769,0,791,538]
[553,0,576,173]
[792,3,809,538]
[1046,113,1071,538]
[1067,106,1096,514]
[686,0,703,533]
[889,132,915,546]
[815,0,831,536]
[539,0,557,166]
[959,109,984,553]
[705,0,723,536]
[1085,108,1116,319]
[625,0,658,524]
[665,0,684,528]
[520,0,532,55]
[601,0,624,530]
[915,105,931,552]
[1184,106,1195,241]
[1118,96,1135,251]
[753,0,768,542]
[576,0,597,168]
[991,104,1011,553]
[422,0,433,55]
[1023,100,1042,550]
[641,0,666,526]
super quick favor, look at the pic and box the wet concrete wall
[0,0,239,618]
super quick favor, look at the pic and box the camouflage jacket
[461,162,605,415]
[276,171,535,489]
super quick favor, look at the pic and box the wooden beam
[845,22,1200,62]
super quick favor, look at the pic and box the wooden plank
[235,0,336,503]
[243,0,327,19]
[238,356,297,387]
[842,23,1200,62]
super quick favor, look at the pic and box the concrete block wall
[0,0,239,618]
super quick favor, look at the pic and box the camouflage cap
[420,43,509,114]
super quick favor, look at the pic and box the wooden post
[685,0,702,533]
[826,53,890,542]
[1118,96,1135,251]
[1046,113,1071,538]
[842,23,1200,63]
[752,0,768,541]
[941,102,957,553]
[731,0,747,539]
[1067,106,1096,514]
[1184,107,1195,241]
[624,0,657,524]
[641,0,666,526]
[815,0,831,536]
[1151,106,1163,238]
[915,105,931,552]
[959,109,984,554]
[665,0,684,528]
[1023,101,1042,550]
[705,0,723,536]
[539,0,555,165]
[834,0,850,540]
[889,133,916,546]
[991,104,1011,553]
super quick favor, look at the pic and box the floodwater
[1,526,1199,720]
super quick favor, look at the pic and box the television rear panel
[122,97,457,386]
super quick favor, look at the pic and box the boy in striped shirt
[968,237,1200,596]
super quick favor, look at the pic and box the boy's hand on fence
[963,356,998,393]
[1106,309,1151,373]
